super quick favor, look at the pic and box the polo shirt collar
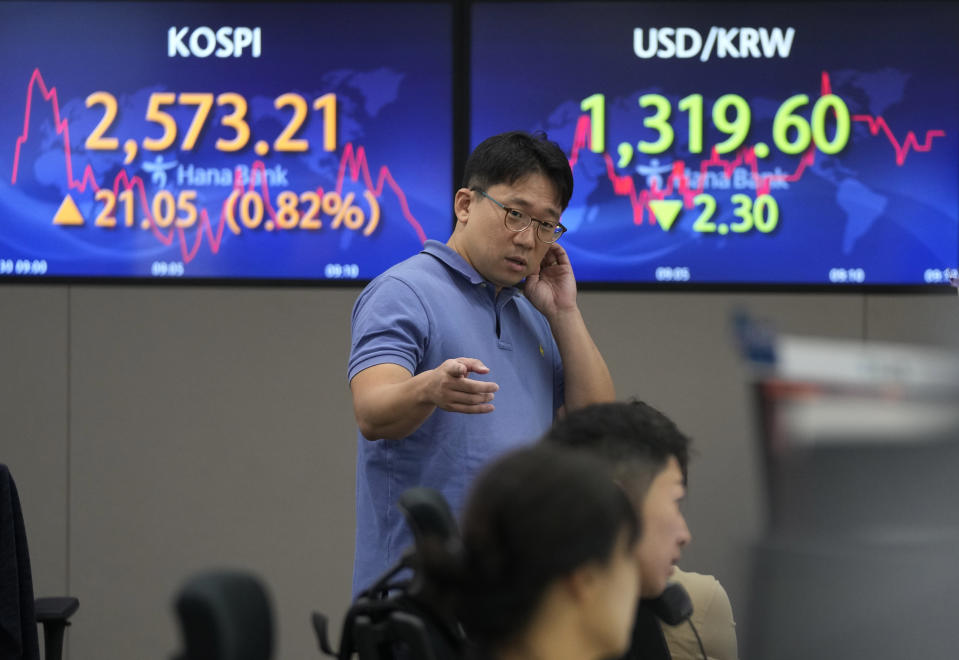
[422,239,521,301]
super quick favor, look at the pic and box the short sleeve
[694,578,738,660]
[348,275,432,381]
[661,569,739,660]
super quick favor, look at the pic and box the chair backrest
[0,463,41,660]
[313,488,467,660]
[396,487,459,551]
[173,569,273,660]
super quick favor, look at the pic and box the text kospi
[168,26,262,58]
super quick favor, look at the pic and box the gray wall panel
[2,282,954,659]
[0,285,69,599]
[68,286,357,660]
[865,293,959,347]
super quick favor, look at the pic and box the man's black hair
[542,400,692,500]
[456,444,639,654]
[462,131,574,210]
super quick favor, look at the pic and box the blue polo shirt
[348,240,564,593]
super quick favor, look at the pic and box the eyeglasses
[476,190,567,244]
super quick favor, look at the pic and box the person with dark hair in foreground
[543,400,738,660]
[456,444,641,660]
[348,131,614,594]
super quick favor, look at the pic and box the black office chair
[0,463,79,660]
[172,568,274,660]
[313,487,466,660]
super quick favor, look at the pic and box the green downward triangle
[649,200,683,231]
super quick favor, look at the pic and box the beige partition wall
[2,283,957,659]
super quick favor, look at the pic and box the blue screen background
[471,1,959,285]
[0,1,453,280]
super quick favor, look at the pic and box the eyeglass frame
[473,189,568,244]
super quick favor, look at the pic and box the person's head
[450,131,574,290]
[542,401,693,598]
[458,444,640,660]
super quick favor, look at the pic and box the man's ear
[563,563,600,605]
[454,188,473,225]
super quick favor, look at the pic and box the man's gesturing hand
[428,358,498,413]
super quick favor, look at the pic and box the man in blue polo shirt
[347,131,615,593]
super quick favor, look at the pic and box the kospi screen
[471,1,959,287]
[0,2,452,281]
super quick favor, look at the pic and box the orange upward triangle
[53,195,84,226]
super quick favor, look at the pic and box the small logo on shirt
[539,344,545,357]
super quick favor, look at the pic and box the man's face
[634,456,691,598]
[451,173,561,290]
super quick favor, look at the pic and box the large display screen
[471,2,959,286]
[0,1,452,281]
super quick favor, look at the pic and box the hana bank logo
[633,27,795,61]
